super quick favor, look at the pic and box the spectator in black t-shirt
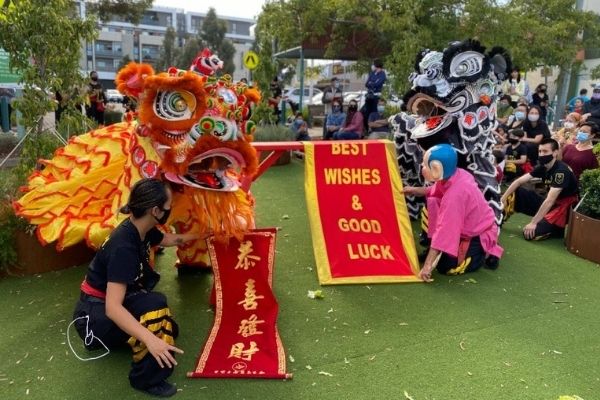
[522,105,550,165]
[268,77,283,123]
[503,129,529,182]
[501,139,578,241]
[531,84,549,121]
[73,179,202,397]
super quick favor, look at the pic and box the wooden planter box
[565,209,600,264]
[13,230,95,275]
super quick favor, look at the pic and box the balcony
[94,49,123,58]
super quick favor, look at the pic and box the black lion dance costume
[391,39,511,225]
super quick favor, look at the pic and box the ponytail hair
[120,178,169,218]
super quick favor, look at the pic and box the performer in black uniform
[73,178,201,397]
[501,138,578,240]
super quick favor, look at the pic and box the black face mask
[348,105,357,111]
[154,207,171,225]
[509,138,519,144]
[537,154,554,166]
[91,76,98,82]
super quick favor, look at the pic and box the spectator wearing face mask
[503,129,530,182]
[560,122,599,181]
[367,98,389,139]
[87,71,106,126]
[291,112,310,141]
[496,95,514,125]
[552,112,581,146]
[531,84,549,121]
[522,105,551,165]
[502,68,532,108]
[581,86,600,128]
[334,100,363,140]
[325,101,345,140]
[322,77,343,115]
[363,59,386,130]
[505,103,528,131]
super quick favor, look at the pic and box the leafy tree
[176,35,203,70]
[117,54,132,70]
[86,0,154,24]
[0,0,97,179]
[156,26,180,71]
[199,8,236,76]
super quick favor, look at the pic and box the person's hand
[581,113,591,121]
[402,186,426,197]
[419,265,434,282]
[523,222,537,240]
[146,335,184,369]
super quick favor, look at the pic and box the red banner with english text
[188,228,291,379]
[304,140,420,284]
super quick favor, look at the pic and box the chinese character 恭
[237,279,265,311]
[237,314,265,337]
[228,341,260,361]
[235,240,262,270]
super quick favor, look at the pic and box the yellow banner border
[305,140,422,285]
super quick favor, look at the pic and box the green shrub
[579,168,600,220]
[253,124,294,142]
[56,110,97,138]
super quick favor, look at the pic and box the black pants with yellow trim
[510,187,564,240]
[436,237,486,275]
[73,291,179,390]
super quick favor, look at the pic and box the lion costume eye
[154,90,197,121]
[197,117,238,141]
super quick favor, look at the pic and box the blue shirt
[326,112,346,129]
[368,111,388,133]
[366,70,386,93]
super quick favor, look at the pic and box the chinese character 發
[235,240,262,270]
[237,279,265,311]
[237,314,265,337]
[228,341,260,361]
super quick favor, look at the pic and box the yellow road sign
[243,51,260,70]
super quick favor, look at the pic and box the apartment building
[75,1,255,87]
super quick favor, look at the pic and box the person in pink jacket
[403,144,503,282]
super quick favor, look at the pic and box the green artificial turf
[1,159,600,400]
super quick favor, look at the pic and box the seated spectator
[494,124,509,148]
[566,88,589,114]
[504,129,530,182]
[290,112,310,141]
[582,86,600,128]
[501,138,578,240]
[573,98,584,115]
[367,98,389,139]
[531,84,549,121]
[324,101,345,140]
[496,95,514,125]
[552,112,581,146]
[561,122,599,181]
[505,103,528,131]
[522,105,551,165]
[333,100,363,140]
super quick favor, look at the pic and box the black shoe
[484,256,499,270]
[137,381,177,397]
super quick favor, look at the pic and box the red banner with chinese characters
[304,140,420,284]
[188,228,291,379]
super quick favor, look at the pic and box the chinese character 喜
[237,279,265,311]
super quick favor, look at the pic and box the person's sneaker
[484,256,500,270]
[138,381,177,397]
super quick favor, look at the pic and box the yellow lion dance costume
[14,55,260,270]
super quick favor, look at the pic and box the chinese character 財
[228,341,260,361]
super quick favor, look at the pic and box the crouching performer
[403,144,503,282]
[73,179,199,397]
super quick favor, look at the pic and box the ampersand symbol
[351,195,363,211]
